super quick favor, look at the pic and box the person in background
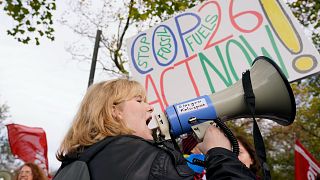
[55,79,256,180]
[182,133,261,179]
[237,135,261,176]
[16,162,48,180]
[181,135,206,180]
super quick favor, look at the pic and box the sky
[0,2,109,171]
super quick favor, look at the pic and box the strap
[242,70,271,180]
[55,136,129,179]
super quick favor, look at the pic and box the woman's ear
[112,104,122,120]
[249,158,253,166]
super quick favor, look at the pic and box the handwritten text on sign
[127,0,320,113]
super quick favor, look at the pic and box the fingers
[199,125,232,154]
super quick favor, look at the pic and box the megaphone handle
[190,118,239,155]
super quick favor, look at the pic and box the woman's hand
[197,125,232,154]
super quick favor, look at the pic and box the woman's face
[114,96,154,140]
[18,165,33,180]
[238,141,253,168]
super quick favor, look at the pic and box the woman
[16,162,48,180]
[55,79,255,180]
[237,135,261,176]
[181,135,206,180]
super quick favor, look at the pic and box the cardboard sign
[127,0,320,113]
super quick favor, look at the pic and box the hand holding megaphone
[196,125,232,154]
[152,56,296,146]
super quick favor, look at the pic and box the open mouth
[146,117,152,125]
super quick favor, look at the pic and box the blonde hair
[57,79,146,160]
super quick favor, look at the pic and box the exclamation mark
[260,0,316,73]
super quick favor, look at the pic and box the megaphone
[154,56,296,140]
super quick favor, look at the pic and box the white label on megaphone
[176,98,208,114]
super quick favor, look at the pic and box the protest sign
[127,0,320,114]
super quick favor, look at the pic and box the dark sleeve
[149,143,194,180]
[205,147,256,180]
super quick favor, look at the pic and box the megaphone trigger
[191,120,215,141]
[189,117,239,155]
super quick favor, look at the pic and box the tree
[61,0,203,77]
[0,102,22,171]
[1,0,56,45]
[288,0,320,51]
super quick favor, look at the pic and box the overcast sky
[0,2,109,171]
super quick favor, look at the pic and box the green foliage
[130,0,203,22]
[2,0,56,45]
[0,102,22,171]
[292,75,320,159]
[0,103,9,120]
[287,0,320,50]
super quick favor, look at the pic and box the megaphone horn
[211,56,296,125]
[154,56,296,140]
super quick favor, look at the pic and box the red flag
[6,124,50,177]
[295,139,320,180]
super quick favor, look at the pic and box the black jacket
[58,135,256,180]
